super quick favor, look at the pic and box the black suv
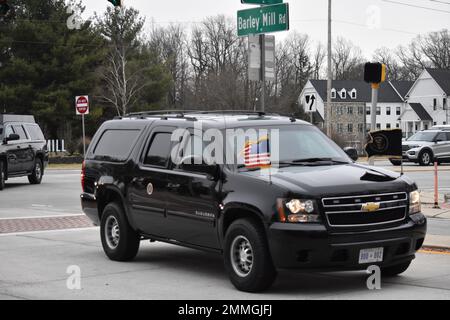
[0,114,48,190]
[81,111,426,292]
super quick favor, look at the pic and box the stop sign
[75,96,89,115]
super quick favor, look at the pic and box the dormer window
[350,89,357,99]
[339,89,347,99]
[331,88,336,99]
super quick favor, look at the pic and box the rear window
[93,129,140,162]
[24,124,45,141]
[12,125,28,140]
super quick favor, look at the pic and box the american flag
[243,136,271,169]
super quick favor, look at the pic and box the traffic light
[107,0,122,7]
[364,62,386,84]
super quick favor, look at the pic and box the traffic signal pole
[261,33,266,113]
[368,83,379,166]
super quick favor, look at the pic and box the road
[0,229,449,300]
[0,167,450,299]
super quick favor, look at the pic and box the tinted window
[436,132,447,141]
[5,126,14,137]
[12,125,28,140]
[446,133,450,141]
[24,124,45,141]
[144,133,172,167]
[93,129,140,161]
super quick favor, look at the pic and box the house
[299,79,412,150]
[400,68,450,137]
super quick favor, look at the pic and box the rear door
[12,124,35,172]
[128,126,177,237]
[433,132,449,159]
[3,125,22,173]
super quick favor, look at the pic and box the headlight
[409,190,421,215]
[277,199,321,223]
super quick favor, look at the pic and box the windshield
[226,125,350,169]
[408,131,437,142]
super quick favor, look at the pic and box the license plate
[359,247,384,264]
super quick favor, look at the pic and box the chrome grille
[322,192,408,228]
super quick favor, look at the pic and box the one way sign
[304,94,317,113]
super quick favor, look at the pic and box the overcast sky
[82,0,450,57]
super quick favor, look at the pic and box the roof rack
[121,110,198,121]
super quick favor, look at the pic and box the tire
[100,202,140,261]
[381,261,411,277]
[418,150,432,166]
[28,158,44,184]
[224,218,277,292]
[0,161,5,191]
[389,159,402,166]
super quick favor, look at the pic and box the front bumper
[267,213,427,270]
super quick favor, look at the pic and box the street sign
[75,95,89,115]
[237,3,289,37]
[304,94,317,113]
[264,35,275,81]
[241,0,283,4]
[248,35,261,81]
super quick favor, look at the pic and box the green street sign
[237,3,289,37]
[241,0,283,5]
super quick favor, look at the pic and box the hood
[403,140,434,147]
[242,163,414,198]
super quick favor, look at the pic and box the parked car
[0,114,48,190]
[81,111,426,292]
[390,129,450,166]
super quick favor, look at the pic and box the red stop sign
[75,96,89,115]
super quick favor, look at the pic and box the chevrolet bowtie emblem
[361,202,380,212]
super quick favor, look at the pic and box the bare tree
[96,7,148,116]
[417,29,450,70]
[373,47,404,81]
[311,42,326,80]
[332,37,365,80]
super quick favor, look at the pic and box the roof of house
[426,68,450,96]
[409,103,433,121]
[308,80,404,103]
[389,81,414,99]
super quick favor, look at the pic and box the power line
[430,0,450,5]
[381,0,450,13]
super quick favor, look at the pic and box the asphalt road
[1,168,450,300]
[0,229,449,300]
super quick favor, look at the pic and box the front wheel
[28,159,43,184]
[100,202,140,261]
[224,219,277,292]
[418,150,432,166]
[381,261,411,277]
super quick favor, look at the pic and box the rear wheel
[224,218,277,292]
[418,150,432,166]
[28,158,43,184]
[0,161,5,190]
[381,261,411,277]
[100,202,140,261]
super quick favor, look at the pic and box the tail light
[81,160,86,192]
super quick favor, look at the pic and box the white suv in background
[391,129,450,166]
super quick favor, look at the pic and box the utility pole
[261,34,266,113]
[326,0,332,137]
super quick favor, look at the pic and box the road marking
[0,213,84,220]
[0,227,98,237]
[419,248,450,255]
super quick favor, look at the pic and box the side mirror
[179,155,219,179]
[435,139,443,143]
[4,133,20,143]
[344,147,359,161]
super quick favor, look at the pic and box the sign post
[75,96,90,158]
[364,63,386,165]
[238,1,288,112]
